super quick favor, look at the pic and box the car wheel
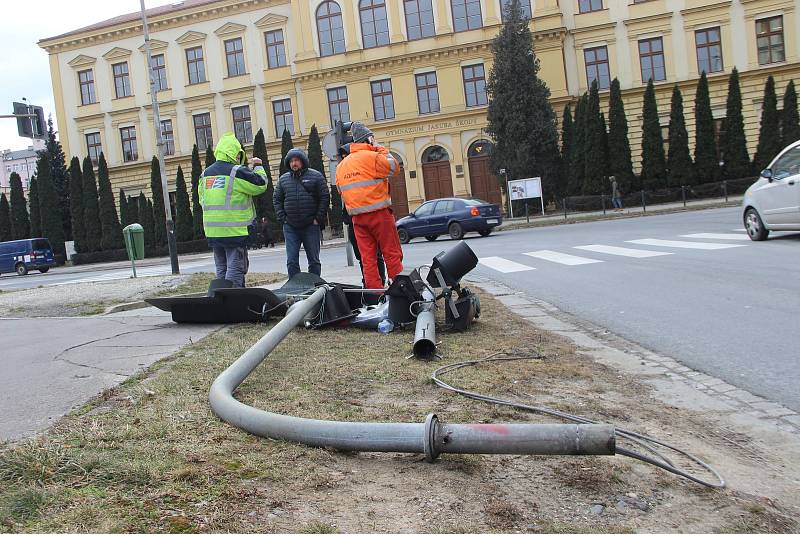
[425,235,438,242]
[16,263,28,276]
[398,228,410,244]
[38,267,50,273]
[449,222,464,240]
[744,208,769,241]
[479,229,492,237]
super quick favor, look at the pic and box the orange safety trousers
[352,208,404,289]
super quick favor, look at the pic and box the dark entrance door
[421,145,453,201]
[389,152,409,218]
[468,140,502,205]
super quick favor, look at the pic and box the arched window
[317,1,346,57]
[500,0,532,21]
[404,0,435,41]
[422,145,450,163]
[451,0,482,32]
[390,151,405,168]
[360,0,390,49]
[468,140,494,158]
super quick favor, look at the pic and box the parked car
[396,197,502,244]
[743,140,800,241]
[0,238,56,276]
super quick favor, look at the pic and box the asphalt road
[3,207,798,411]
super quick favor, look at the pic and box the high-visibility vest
[336,143,399,216]
[200,164,267,238]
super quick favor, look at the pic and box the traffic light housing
[335,120,353,154]
[13,102,46,140]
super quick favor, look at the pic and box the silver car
[743,140,800,240]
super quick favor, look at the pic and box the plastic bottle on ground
[377,319,394,334]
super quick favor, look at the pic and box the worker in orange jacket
[336,122,403,289]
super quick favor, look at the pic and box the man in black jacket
[273,148,330,277]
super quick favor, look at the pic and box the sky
[0,0,176,152]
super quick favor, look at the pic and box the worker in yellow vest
[199,133,267,287]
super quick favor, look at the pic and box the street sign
[322,129,338,160]
[508,177,544,218]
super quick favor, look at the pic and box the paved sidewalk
[501,195,744,230]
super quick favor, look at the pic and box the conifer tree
[780,80,800,146]
[485,0,559,197]
[279,128,294,177]
[569,94,587,196]
[9,173,30,240]
[640,79,667,189]
[81,157,102,252]
[68,157,86,252]
[608,78,636,192]
[149,157,167,246]
[119,189,130,228]
[190,145,204,239]
[753,76,782,172]
[0,194,11,242]
[29,178,41,238]
[43,118,71,240]
[694,72,719,183]
[36,155,66,257]
[667,84,693,187]
[205,146,216,168]
[559,104,573,199]
[720,68,750,179]
[128,195,140,224]
[251,128,278,233]
[97,153,123,250]
[583,81,607,194]
[175,165,194,242]
[139,193,155,248]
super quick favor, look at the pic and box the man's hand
[251,157,262,166]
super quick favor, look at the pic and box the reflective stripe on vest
[203,165,248,211]
[338,178,385,192]
[349,198,392,215]
[204,220,250,228]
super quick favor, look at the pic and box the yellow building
[39,0,800,216]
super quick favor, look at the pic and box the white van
[743,140,800,240]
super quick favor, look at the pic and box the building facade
[39,0,800,216]
[0,140,45,197]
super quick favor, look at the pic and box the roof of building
[39,0,221,43]
[2,148,39,161]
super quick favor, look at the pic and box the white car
[743,140,800,240]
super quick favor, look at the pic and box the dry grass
[0,290,797,533]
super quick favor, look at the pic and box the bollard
[641,190,647,213]
[723,180,728,202]
[682,185,687,207]
[563,198,567,220]
[525,202,530,223]
[601,194,606,215]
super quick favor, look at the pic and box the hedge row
[71,239,210,266]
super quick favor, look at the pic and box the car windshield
[463,199,488,206]
[32,239,51,250]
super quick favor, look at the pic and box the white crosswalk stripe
[573,244,672,258]
[627,238,745,250]
[523,250,603,265]
[478,256,535,273]
[681,233,751,241]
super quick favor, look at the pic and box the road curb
[104,301,150,315]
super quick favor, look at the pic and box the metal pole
[330,158,353,267]
[208,286,616,460]
[723,180,728,202]
[540,196,545,216]
[140,0,179,275]
[601,194,606,215]
[682,186,687,207]
[641,190,646,213]
[525,201,529,223]
[563,198,567,220]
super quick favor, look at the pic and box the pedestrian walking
[335,122,403,289]
[273,148,330,278]
[199,133,267,288]
[610,175,624,212]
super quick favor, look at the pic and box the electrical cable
[431,352,725,489]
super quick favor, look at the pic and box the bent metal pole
[208,286,616,460]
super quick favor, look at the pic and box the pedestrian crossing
[477,232,748,274]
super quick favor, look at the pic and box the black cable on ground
[431,353,725,489]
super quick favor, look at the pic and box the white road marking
[573,245,672,258]
[733,228,747,232]
[523,250,603,266]
[478,256,535,273]
[627,238,745,250]
[681,233,751,241]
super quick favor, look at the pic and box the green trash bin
[123,224,145,261]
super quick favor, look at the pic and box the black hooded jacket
[273,148,330,228]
